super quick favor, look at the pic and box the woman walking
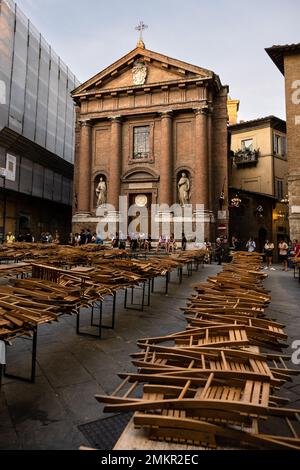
[264,240,275,270]
[278,238,289,271]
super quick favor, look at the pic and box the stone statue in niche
[96,177,107,206]
[178,172,190,206]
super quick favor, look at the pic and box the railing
[233,149,259,166]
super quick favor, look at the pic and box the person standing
[231,235,241,251]
[95,233,103,245]
[145,235,152,252]
[85,228,92,244]
[181,233,187,251]
[215,238,223,265]
[79,229,86,245]
[204,237,212,263]
[74,233,81,246]
[167,233,176,253]
[25,231,33,243]
[264,240,275,270]
[278,238,289,271]
[246,236,256,252]
[6,231,15,244]
[68,233,75,246]
[17,233,24,242]
[112,232,119,248]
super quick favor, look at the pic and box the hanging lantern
[230,194,242,208]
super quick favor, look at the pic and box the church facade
[71,44,228,239]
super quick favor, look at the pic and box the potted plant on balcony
[233,147,260,165]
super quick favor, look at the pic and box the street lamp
[281,194,289,205]
[230,194,242,208]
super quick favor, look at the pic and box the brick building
[266,44,300,241]
[71,42,228,239]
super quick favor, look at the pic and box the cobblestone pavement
[0,264,299,449]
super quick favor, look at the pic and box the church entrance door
[128,192,152,237]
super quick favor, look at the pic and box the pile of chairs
[96,252,300,449]
[0,249,206,343]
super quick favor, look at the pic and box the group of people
[7,225,298,274]
[108,232,189,253]
[6,231,34,244]
[263,238,300,271]
[40,231,60,244]
[111,232,151,251]
[156,234,177,253]
[243,235,300,271]
[207,234,300,271]
[214,235,232,265]
[4,230,59,244]
[71,229,103,246]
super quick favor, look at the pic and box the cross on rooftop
[135,21,148,48]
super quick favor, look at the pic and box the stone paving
[0,263,299,450]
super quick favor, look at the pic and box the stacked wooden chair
[96,251,300,449]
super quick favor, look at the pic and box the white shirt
[247,240,256,252]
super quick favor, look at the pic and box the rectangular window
[133,126,149,159]
[241,139,253,150]
[273,133,281,155]
[281,136,287,156]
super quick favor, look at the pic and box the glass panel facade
[35,36,50,147]
[43,168,54,200]
[55,60,67,157]
[0,0,14,129]
[53,172,62,202]
[19,157,33,194]
[46,48,59,152]
[0,0,80,206]
[8,6,28,134]
[32,162,44,198]
[64,69,76,162]
[23,22,39,140]
[62,176,72,205]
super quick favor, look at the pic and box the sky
[14,0,300,121]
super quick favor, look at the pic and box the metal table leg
[4,327,38,383]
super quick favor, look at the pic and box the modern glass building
[0,0,80,241]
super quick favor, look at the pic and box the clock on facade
[135,194,148,207]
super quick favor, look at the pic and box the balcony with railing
[233,148,260,167]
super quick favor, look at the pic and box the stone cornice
[79,100,209,122]
[73,76,214,102]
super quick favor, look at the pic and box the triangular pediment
[72,47,214,97]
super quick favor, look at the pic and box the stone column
[194,108,209,208]
[207,105,213,211]
[160,111,173,206]
[108,116,122,211]
[77,120,92,213]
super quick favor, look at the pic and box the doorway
[258,227,267,253]
[128,193,152,237]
